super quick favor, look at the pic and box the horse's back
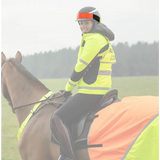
[88,96,159,160]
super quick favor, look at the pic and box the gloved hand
[60,90,72,98]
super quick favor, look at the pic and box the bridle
[1,60,66,113]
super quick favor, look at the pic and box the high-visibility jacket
[65,32,116,95]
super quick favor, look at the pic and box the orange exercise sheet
[88,96,159,160]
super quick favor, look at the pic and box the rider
[51,6,116,160]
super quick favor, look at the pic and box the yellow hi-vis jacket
[65,32,116,95]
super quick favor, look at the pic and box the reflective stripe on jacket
[65,32,116,95]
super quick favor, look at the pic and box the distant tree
[22,41,159,78]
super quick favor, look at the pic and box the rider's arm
[65,35,109,92]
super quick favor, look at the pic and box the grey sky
[1,0,159,57]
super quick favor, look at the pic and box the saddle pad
[88,96,159,160]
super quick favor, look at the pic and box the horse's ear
[15,51,22,63]
[1,52,6,66]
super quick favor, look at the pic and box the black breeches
[54,93,103,126]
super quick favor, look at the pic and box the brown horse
[1,51,91,160]
[1,52,159,160]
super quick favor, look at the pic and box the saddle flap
[72,112,96,141]
[72,89,119,141]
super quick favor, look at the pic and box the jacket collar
[82,23,113,39]
[89,23,110,37]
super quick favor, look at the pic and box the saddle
[51,89,120,149]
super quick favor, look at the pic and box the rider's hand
[60,90,72,98]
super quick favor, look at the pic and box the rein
[2,60,64,112]
[11,92,64,112]
[17,91,65,140]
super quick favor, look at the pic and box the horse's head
[1,51,50,113]
[0,52,6,92]
[0,51,22,98]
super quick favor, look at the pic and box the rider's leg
[51,115,76,160]
[51,93,103,160]
[55,93,103,123]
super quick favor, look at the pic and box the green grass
[2,76,159,160]
[112,76,159,98]
[41,76,159,99]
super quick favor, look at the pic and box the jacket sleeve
[65,36,109,92]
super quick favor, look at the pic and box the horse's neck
[7,75,49,126]
[17,88,49,126]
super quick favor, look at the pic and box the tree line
[22,41,159,78]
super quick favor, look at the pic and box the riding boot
[51,115,77,160]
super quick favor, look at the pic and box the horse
[1,52,159,160]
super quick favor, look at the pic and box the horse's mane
[9,58,49,90]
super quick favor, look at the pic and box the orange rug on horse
[88,96,159,160]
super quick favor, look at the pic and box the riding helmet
[76,6,101,23]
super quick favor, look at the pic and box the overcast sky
[1,0,159,57]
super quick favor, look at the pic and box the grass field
[1,76,159,160]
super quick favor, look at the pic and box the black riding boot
[51,115,76,160]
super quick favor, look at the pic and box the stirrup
[58,155,63,160]
[58,155,73,160]
[58,155,65,160]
